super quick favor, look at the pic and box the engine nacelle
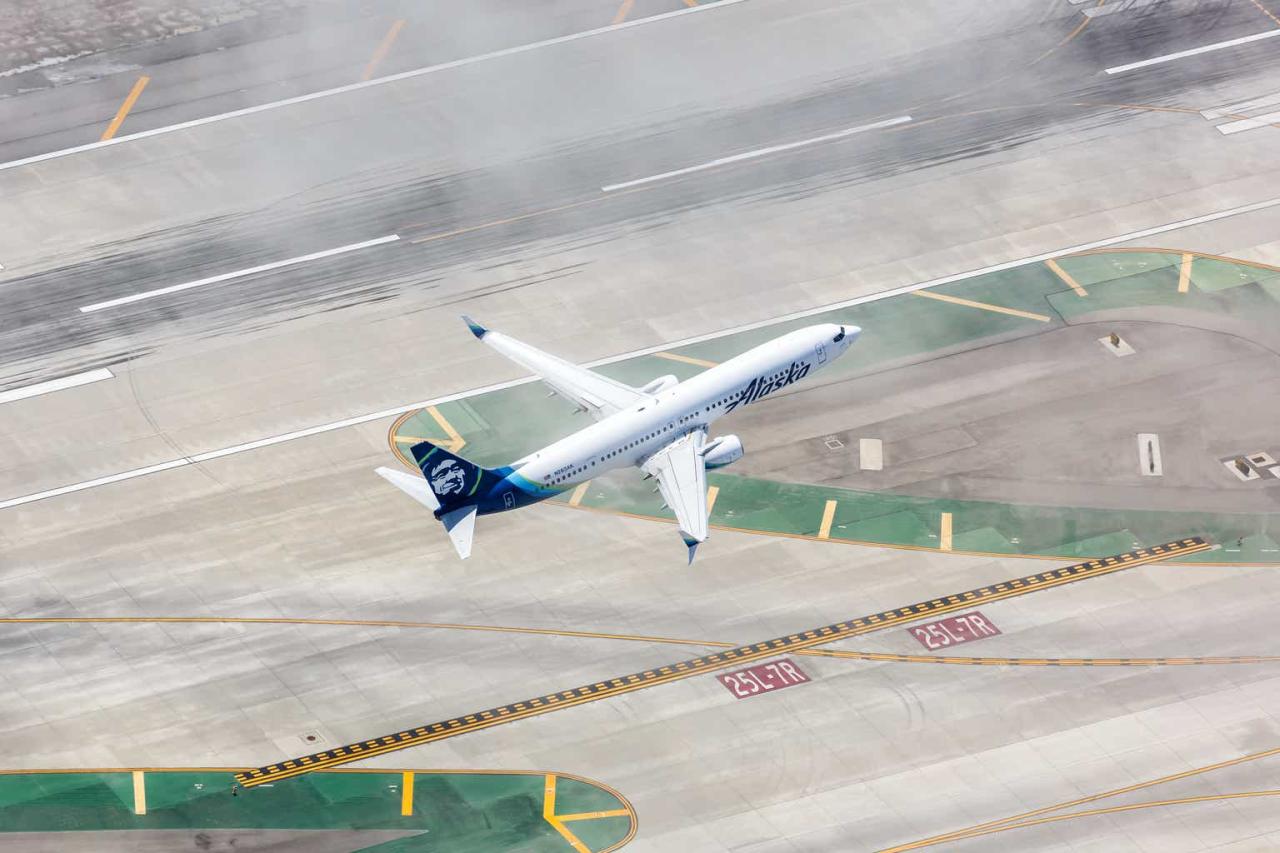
[702,434,744,469]
[641,374,679,394]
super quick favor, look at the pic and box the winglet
[461,315,487,339]
[682,533,701,565]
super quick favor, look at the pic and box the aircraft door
[815,342,828,364]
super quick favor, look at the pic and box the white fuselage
[514,324,857,489]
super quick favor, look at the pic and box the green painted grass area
[0,770,633,853]
[393,250,1280,563]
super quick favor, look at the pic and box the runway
[4,0,1280,849]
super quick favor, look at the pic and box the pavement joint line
[100,76,150,142]
[1044,258,1088,296]
[8,217,1280,509]
[234,538,1209,787]
[1105,28,1280,74]
[913,290,1053,322]
[78,235,400,313]
[601,116,913,191]
[362,19,407,82]
[0,0,747,173]
[0,367,113,405]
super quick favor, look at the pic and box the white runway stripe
[602,116,912,192]
[0,0,747,174]
[1106,29,1280,74]
[7,193,1280,510]
[0,368,114,404]
[1217,109,1280,135]
[78,235,400,313]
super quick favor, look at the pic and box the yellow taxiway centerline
[101,76,150,141]
[362,20,407,81]
[653,351,718,368]
[817,499,837,539]
[913,290,1052,322]
[1044,258,1089,296]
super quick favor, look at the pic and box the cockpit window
[832,326,846,343]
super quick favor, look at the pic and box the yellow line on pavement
[684,0,698,6]
[569,481,590,507]
[132,771,146,815]
[817,499,837,539]
[653,351,718,368]
[101,76,150,141]
[1178,252,1193,293]
[939,512,953,551]
[1045,258,1088,296]
[1248,0,1280,28]
[706,485,719,514]
[559,808,632,822]
[543,775,591,852]
[612,0,635,24]
[426,405,466,452]
[913,290,1052,322]
[362,19,407,81]
[399,771,414,815]
[879,744,1280,852]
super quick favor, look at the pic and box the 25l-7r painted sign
[716,659,810,699]
[908,612,1001,650]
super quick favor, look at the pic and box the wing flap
[642,432,710,561]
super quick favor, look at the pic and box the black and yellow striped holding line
[237,537,1209,788]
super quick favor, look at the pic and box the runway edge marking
[235,537,1209,788]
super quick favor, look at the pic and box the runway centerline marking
[1105,29,1280,74]
[100,76,150,142]
[362,20,407,82]
[233,538,1209,787]
[913,290,1052,322]
[77,235,399,313]
[0,0,747,173]
[601,116,912,191]
[7,195,1280,511]
[0,368,113,405]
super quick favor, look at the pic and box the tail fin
[409,440,505,517]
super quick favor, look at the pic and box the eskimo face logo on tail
[428,459,469,497]
[725,361,811,413]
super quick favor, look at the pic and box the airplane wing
[463,316,644,420]
[641,431,710,564]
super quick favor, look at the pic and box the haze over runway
[4,0,1280,849]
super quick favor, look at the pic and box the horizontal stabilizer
[375,466,440,511]
[440,505,478,560]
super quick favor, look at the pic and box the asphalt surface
[4,0,1280,850]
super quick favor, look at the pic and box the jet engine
[641,374,679,394]
[702,435,744,469]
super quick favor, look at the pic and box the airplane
[376,316,860,563]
